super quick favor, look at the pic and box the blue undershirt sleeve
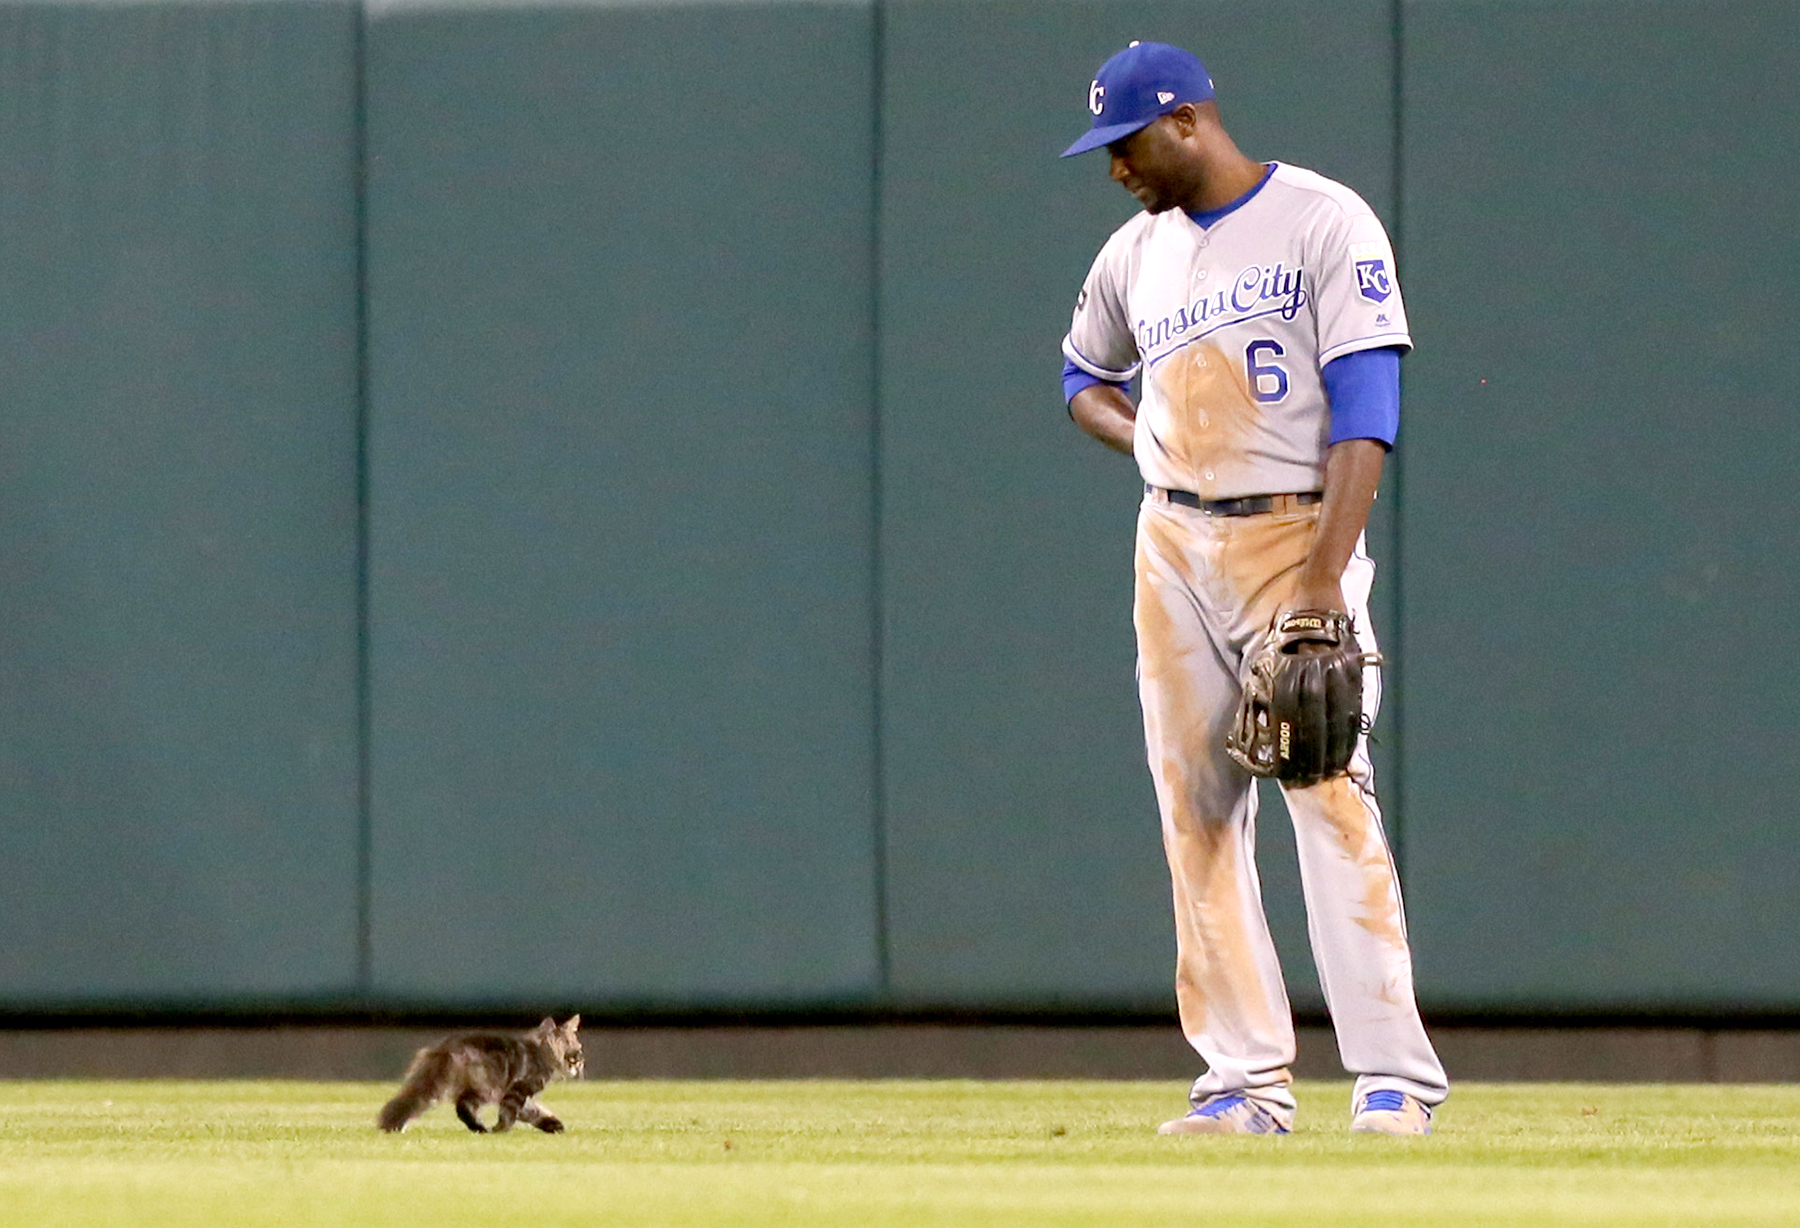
[1063,357,1128,404]
[1321,345,1402,447]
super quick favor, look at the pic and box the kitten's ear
[537,1016,557,1034]
[564,1015,581,1033]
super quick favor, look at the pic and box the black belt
[1148,485,1323,517]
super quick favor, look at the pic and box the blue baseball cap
[1060,41,1215,158]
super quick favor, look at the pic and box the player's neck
[1183,142,1269,214]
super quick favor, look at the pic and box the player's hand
[1286,576,1346,621]
[1282,577,1347,655]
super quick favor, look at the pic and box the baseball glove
[1226,609,1381,787]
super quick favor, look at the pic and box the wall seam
[1387,0,1408,878]
[352,0,374,998]
[869,0,891,999]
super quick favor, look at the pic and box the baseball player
[1060,41,1448,1134]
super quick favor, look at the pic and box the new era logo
[1157,91,1175,104]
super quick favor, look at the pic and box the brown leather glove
[1227,609,1380,786]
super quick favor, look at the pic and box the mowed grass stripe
[1,1080,1797,1226]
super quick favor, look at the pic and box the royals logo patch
[1354,257,1392,304]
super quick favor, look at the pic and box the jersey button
[1196,270,1208,281]
[1203,469,1215,480]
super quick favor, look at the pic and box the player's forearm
[1291,438,1386,609]
[1069,384,1137,454]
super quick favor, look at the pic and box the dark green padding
[363,0,881,1002]
[877,0,1398,1007]
[1399,0,1800,1008]
[0,2,361,1001]
[5,0,1793,1019]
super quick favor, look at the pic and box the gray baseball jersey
[1062,162,1408,498]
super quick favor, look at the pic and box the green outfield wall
[0,0,1793,1017]
[876,0,1401,1011]
[362,0,881,1004]
[1397,0,1800,1009]
[0,0,363,1000]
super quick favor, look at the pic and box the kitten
[377,1015,584,1134]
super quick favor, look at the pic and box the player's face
[1107,116,1201,214]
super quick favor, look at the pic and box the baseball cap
[1060,41,1215,158]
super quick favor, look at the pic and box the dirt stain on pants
[1134,492,1447,1111]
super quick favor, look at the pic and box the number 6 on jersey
[1246,339,1288,403]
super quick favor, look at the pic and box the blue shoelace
[1197,1095,1248,1117]
[1361,1091,1409,1113]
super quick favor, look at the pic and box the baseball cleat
[1349,1090,1432,1135]
[1158,1093,1292,1135]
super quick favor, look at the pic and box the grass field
[2,1080,1798,1226]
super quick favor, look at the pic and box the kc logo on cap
[1061,41,1217,158]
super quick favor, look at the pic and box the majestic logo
[1354,258,1392,304]
[1088,80,1105,115]
[1157,90,1175,104]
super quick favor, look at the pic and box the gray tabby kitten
[378,1015,584,1133]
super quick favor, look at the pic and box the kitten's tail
[378,1047,452,1132]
